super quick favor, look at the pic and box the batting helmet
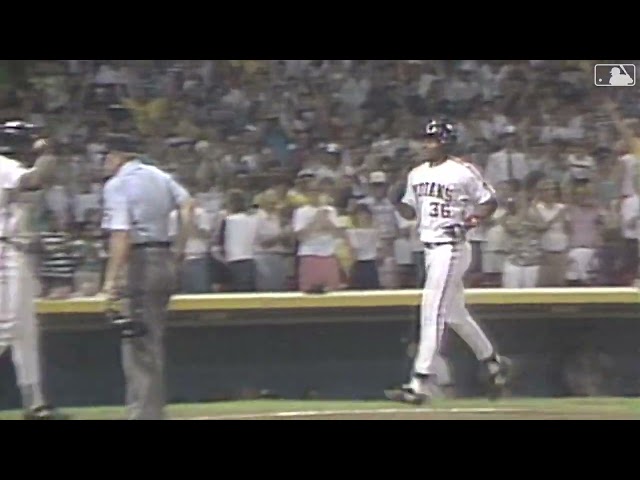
[424,120,457,145]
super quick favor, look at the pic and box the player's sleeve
[400,171,417,208]
[101,179,132,231]
[463,164,496,205]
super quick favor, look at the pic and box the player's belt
[423,241,457,249]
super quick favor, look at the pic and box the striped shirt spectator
[39,231,83,297]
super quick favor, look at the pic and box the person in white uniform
[385,120,511,405]
[0,122,67,419]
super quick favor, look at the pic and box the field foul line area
[182,407,530,420]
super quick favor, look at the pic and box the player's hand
[463,215,481,230]
[442,223,467,241]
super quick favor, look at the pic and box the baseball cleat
[23,405,71,420]
[486,355,512,400]
[384,387,430,406]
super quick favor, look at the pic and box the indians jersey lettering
[401,157,495,243]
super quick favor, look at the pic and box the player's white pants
[502,261,539,288]
[413,242,495,377]
[0,243,44,407]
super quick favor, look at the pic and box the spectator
[619,188,639,285]
[292,179,344,293]
[254,190,293,292]
[169,199,212,294]
[542,139,569,186]
[217,190,257,292]
[359,171,405,289]
[9,60,640,293]
[72,216,104,297]
[345,203,379,289]
[592,146,621,207]
[533,179,569,287]
[483,180,517,286]
[565,182,604,286]
[38,212,79,299]
[501,191,545,288]
[484,126,529,186]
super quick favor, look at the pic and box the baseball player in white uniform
[618,151,639,282]
[385,120,511,405]
[0,123,65,419]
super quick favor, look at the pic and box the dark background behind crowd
[0,60,638,299]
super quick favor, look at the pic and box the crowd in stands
[1,60,639,298]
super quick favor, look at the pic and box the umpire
[101,135,194,420]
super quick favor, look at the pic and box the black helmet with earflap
[424,119,457,145]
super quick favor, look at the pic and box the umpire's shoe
[484,355,512,400]
[23,405,71,420]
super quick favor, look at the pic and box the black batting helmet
[424,120,457,145]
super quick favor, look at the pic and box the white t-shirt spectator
[293,205,340,257]
[346,228,379,261]
[221,212,258,262]
[169,207,212,257]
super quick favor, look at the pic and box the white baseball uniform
[0,155,45,409]
[402,157,496,378]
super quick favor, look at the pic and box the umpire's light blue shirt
[101,159,190,244]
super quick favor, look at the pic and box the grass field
[2,397,640,420]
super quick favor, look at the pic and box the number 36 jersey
[401,157,495,244]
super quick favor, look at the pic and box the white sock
[409,376,430,394]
